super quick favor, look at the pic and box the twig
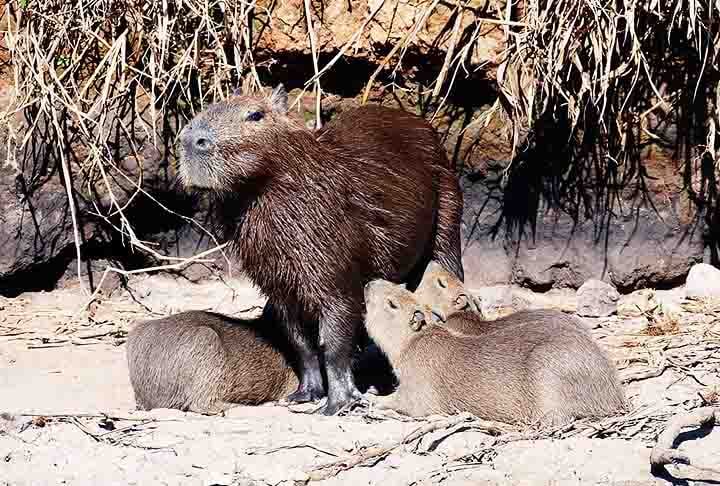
[247,444,339,457]
[621,358,668,383]
[52,110,87,296]
[650,406,720,474]
[71,417,100,442]
[305,413,482,481]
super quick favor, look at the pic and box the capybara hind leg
[317,308,363,416]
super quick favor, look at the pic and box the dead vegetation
[1,1,719,294]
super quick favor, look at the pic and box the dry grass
[1,0,719,292]
[488,0,720,167]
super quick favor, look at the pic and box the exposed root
[650,406,720,474]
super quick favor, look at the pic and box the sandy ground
[1,272,720,485]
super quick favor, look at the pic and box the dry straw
[2,0,719,294]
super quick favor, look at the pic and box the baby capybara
[126,311,396,412]
[415,260,484,321]
[177,85,464,414]
[363,280,628,426]
[126,311,298,413]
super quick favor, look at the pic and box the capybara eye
[387,298,398,310]
[246,111,265,122]
[437,278,447,289]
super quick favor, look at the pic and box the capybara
[415,260,484,321]
[363,279,628,426]
[177,85,464,414]
[126,311,299,413]
[126,310,397,413]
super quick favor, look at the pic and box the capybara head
[415,261,483,320]
[364,279,434,361]
[177,84,301,191]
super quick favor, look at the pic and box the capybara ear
[454,293,470,311]
[472,295,484,317]
[409,310,426,332]
[269,84,289,113]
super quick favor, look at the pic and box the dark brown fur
[177,86,464,414]
[364,280,628,426]
[126,311,298,413]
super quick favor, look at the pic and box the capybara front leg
[286,328,325,403]
[317,307,363,415]
[265,301,325,403]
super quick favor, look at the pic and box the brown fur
[177,85,464,415]
[126,311,298,413]
[364,280,628,426]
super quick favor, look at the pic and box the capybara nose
[364,280,382,296]
[430,309,446,324]
[181,125,215,155]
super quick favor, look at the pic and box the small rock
[576,279,620,317]
[617,289,658,317]
[685,263,720,299]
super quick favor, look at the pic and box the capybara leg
[433,171,464,282]
[284,322,325,403]
[287,344,325,404]
[353,340,397,395]
[317,308,363,416]
[266,301,325,403]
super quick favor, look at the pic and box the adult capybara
[177,85,464,414]
[126,311,298,413]
[363,279,628,426]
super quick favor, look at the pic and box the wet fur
[178,87,464,414]
[364,281,628,426]
[126,311,298,413]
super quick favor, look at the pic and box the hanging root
[650,406,720,474]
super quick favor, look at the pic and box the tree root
[650,406,720,474]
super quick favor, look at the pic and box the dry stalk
[302,0,322,129]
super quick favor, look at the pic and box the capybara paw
[367,393,398,411]
[317,388,364,416]
[287,386,325,404]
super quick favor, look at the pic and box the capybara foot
[317,387,364,416]
[287,382,325,404]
